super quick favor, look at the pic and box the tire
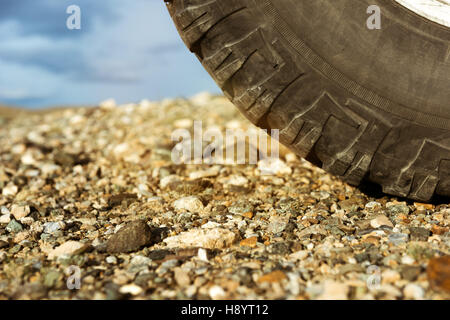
[166,0,450,202]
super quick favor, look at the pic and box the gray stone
[106,220,153,253]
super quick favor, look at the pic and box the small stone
[173,196,204,214]
[413,202,434,210]
[44,270,61,288]
[400,266,422,281]
[47,241,89,260]
[209,285,226,300]
[409,227,430,241]
[257,270,287,284]
[6,219,23,233]
[317,281,349,300]
[106,256,117,264]
[243,212,254,219]
[2,184,18,197]
[43,221,65,234]
[240,237,258,248]
[163,228,237,249]
[228,200,254,215]
[119,284,143,296]
[0,214,11,224]
[258,158,292,175]
[173,267,191,287]
[108,193,137,208]
[189,166,220,179]
[401,255,415,265]
[381,270,401,284]
[219,175,249,187]
[431,225,449,236]
[403,284,424,300]
[99,98,116,109]
[388,233,409,245]
[427,255,450,293]
[289,250,309,261]
[11,204,30,220]
[160,175,181,189]
[370,215,394,228]
[106,220,153,253]
[198,248,208,262]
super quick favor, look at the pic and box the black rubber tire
[166,0,450,202]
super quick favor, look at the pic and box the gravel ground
[0,93,449,300]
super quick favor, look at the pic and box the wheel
[166,0,450,202]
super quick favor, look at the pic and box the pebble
[2,184,18,197]
[220,175,249,187]
[106,256,118,264]
[189,166,220,179]
[173,267,191,287]
[209,285,226,300]
[160,175,181,189]
[106,220,153,253]
[388,233,409,245]
[257,158,292,175]
[163,228,237,249]
[403,284,424,300]
[317,281,349,300]
[43,221,65,234]
[0,214,11,224]
[173,196,204,214]
[427,255,450,293]
[257,270,287,284]
[6,219,23,233]
[119,284,143,296]
[370,215,394,228]
[409,227,430,241]
[240,237,258,248]
[47,241,89,260]
[11,204,30,220]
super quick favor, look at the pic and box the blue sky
[0,0,220,108]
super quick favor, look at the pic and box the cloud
[0,0,220,108]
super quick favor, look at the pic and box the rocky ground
[0,93,449,300]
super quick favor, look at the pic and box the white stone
[163,228,237,249]
[403,284,424,300]
[258,158,292,175]
[2,184,18,197]
[198,248,208,262]
[401,255,415,265]
[47,241,89,260]
[173,196,204,213]
[119,284,143,296]
[209,285,226,300]
[106,256,117,264]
